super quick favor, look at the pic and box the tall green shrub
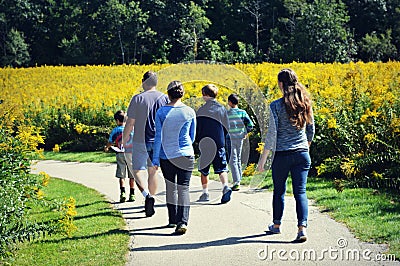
[313,87,400,191]
[0,112,77,259]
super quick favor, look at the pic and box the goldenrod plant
[1,62,399,190]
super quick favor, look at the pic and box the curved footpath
[31,160,398,266]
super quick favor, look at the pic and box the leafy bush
[313,75,400,191]
[2,63,400,191]
[32,105,112,151]
[0,127,48,258]
[0,112,77,259]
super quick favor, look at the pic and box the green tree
[1,28,30,67]
[58,34,86,65]
[359,30,397,62]
[178,1,211,61]
[270,0,355,62]
[298,0,355,62]
[239,0,266,57]
[344,0,400,61]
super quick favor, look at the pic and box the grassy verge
[253,171,400,259]
[39,151,399,259]
[310,178,399,259]
[40,151,116,163]
[6,177,129,266]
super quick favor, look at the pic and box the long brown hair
[278,68,312,129]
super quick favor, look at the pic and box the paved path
[31,160,398,266]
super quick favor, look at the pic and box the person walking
[152,81,196,235]
[196,84,232,204]
[257,68,315,242]
[104,110,135,203]
[226,93,254,191]
[123,71,169,217]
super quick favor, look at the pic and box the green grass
[6,177,129,266]
[40,151,116,163]
[306,177,400,258]
[252,171,400,259]
[37,151,400,259]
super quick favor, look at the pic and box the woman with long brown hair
[257,68,315,242]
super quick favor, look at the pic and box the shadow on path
[130,233,300,252]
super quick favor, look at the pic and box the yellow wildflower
[316,163,327,176]
[75,123,83,134]
[361,108,380,123]
[243,163,256,177]
[391,117,400,133]
[371,171,383,179]
[36,189,45,199]
[255,142,265,154]
[59,197,78,237]
[63,114,71,121]
[340,158,358,178]
[366,108,380,118]
[327,118,337,129]
[53,144,60,152]
[364,133,377,144]
[39,171,51,187]
[360,114,368,123]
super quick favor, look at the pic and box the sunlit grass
[41,151,116,163]
[7,177,129,266]
[36,152,400,259]
[253,171,399,259]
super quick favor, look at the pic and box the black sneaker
[128,194,136,202]
[166,223,177,228]
[295,229,307,242]
[144,195,155,217]
[175,223,187,235]
[231,184,240,191]
[120,192,126,203]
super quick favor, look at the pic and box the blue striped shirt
[227,107,254,139]
[265,98,315,151]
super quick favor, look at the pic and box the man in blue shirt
[123,71,169,217]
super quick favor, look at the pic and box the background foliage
[0,96,77,259]
[1,0,399,67]
[1,62,399,191]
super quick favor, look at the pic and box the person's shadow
[130,230,300,251]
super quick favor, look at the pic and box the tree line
[1,0,399,67]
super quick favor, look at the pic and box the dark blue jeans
[271,151,311,227]
[160,156,194,225]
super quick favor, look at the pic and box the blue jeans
[271,151,311,227]
[226,137,244,184]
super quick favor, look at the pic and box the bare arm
[104,141,113,152]
[257,148,271,172]
[122,117,135,146]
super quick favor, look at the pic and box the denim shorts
[198,147,228,176]
[131,142,154,170]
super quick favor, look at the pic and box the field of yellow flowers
[1,62,399,190]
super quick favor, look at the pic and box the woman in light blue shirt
[152,81,196,235]
[257,68,315,242]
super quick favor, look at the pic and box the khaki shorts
[115,153,134,179]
